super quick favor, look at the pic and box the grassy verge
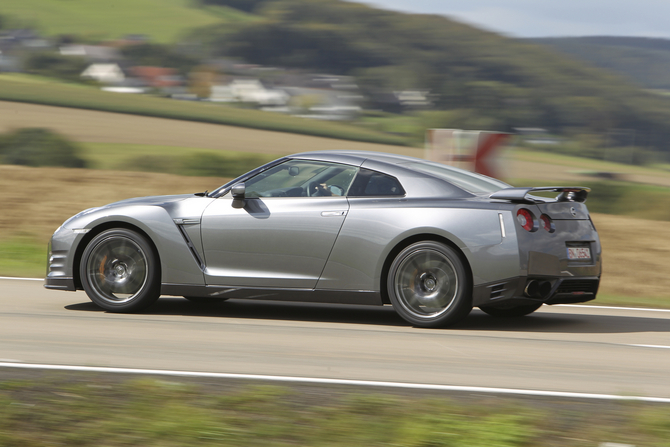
[1,376,669,446]
[0,237,46,278]
[593,294,670,309]
[0,74,408,147]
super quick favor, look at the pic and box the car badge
[570,207,577,217]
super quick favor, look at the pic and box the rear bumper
[44,276,76,291]
[473,276,599,307]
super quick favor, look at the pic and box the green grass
[0,0,255,43]
[2,377,669,446]
[0,74,408,146]
[595,294,670,309]
[0,237,46,278]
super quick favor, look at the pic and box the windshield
[401,161,510,194]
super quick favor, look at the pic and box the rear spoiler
[489,187,590,203]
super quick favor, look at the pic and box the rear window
[348,169,405,197]
[401,161,510,194]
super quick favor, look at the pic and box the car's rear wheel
[80,229,160,312]
[387,241,472,328]
[479,302,543,318]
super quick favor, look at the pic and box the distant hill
[197,0,670,158]
[0,0,255,43]
[529,37,670,90]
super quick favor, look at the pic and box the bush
[0,128,87,168]
[23,52,89,83]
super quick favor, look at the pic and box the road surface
[1,278,669,399]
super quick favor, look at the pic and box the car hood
[103,194,195,208]
[61,194,195,229]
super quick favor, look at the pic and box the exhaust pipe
[525,280,553,299]
[525,280,540,297]
[538,281,552,299]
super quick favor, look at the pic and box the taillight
[516,208,537,232]
[540,214,555,233]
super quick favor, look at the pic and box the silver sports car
[46,151,601,327]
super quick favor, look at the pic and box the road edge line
[1,362,669,403]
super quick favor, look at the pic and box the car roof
[289,150,424,168]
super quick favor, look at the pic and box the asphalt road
[2,278,669,399]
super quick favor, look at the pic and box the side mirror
[231,182,246,199]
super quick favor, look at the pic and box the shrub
[0,128,87,168]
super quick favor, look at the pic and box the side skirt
[161,284,383,306]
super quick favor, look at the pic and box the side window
[348,169,405,197]
[242,160,359,198]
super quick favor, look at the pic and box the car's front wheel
[387,241,472,328]
[80,228,160,312]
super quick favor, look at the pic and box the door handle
[321,211,347,217]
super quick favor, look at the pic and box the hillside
[0,0,254,43]
[196,0,670,160]
[530,36,670,90]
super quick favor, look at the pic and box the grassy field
[0,0,254,43]
[0,75,408,147]
[1,164,668,308]
[1,375,669,446]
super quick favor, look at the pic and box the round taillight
[516,208,537,232]
[540,214,555,233]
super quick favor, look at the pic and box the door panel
[201,196,349,288]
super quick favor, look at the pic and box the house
[81,63,125,84]
[210,79,289,105]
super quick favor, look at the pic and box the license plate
[567,247,591,260]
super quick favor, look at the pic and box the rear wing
[489,186,590,203]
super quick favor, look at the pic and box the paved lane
[2,279,669,398]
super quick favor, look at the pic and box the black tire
[183,296,228,304]
[479,302,543,318]
[387,241,472,328]
[80,228,160,312]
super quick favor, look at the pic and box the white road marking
[1,362,669,403]
[556,304,670,313]
[627,344,670,350]
[0,277,43,281]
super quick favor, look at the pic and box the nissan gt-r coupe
[45,150,601,327]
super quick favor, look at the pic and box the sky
[354,0,670,39]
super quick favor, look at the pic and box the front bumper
[44,276,76,291]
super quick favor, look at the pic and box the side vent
[175,224,205,271]
[489,283,506,299]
